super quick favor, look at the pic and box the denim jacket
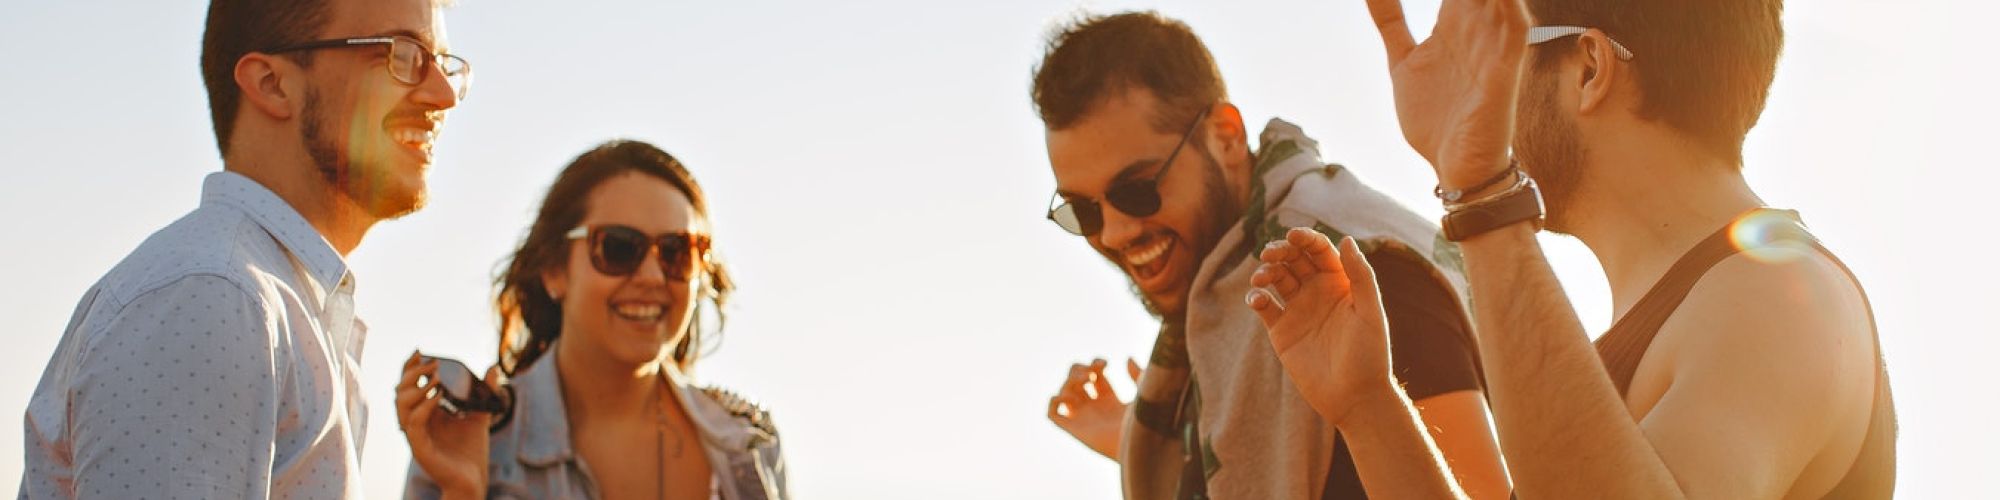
[405,344,787,499]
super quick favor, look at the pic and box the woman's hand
[1246,230,1397,425]
[396,351,498,499]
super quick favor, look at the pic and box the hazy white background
[1,0,1990,497]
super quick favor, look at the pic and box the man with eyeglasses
[22,0,467,497]
[1253,0,1894,497]
[1033,11,1510,499]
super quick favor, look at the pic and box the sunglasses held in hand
[422,356,510,415]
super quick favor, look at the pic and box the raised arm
[1350,0,1874,497]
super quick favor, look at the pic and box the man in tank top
[1245,0,1894,497]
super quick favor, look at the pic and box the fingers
[1287,228,1345,276]
[1065,363,1091,396]
[1126,358,1143,383]
[1251,264,1302,298]
[1047,396,1065,421]
[1259,239,1318,275]
[397,354,442,435]
[1336,237,1387,322]
[396,360,438,411]
[398,377,438,414]
[1247,287,1286,329]
[1053,362,1093,406]
[399,356,435,391]
[399,378,441,437]
[408,392,443,440]
[1362,0,1418,63]
[1087,359,1114,400]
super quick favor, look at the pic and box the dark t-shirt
[1162,246,1483,500]
[1320,248,1485,499]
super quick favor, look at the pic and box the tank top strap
[1595,209,1812,394]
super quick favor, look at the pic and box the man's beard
[1514,71,1589,235]
[1128,146,1240,321]
[301,87,425,220]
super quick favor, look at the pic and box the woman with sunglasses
[396,140,787,499]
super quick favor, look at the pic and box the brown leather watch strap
[1442,177,1544,241]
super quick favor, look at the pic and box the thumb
[1126,358,1143,383]
[1336,237,1387,326]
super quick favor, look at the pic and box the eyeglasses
[1527,26,1634,60]
[564,225,710,280]
[263,35,473,100]
[1046,107,1211,237]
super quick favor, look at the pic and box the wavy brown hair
[495,140,735,375]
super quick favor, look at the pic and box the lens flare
[1728,210,1813,263]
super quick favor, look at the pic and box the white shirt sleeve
[67,275,282,499]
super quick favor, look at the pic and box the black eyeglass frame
[262,35,472,100]
[1045,107,1212,237]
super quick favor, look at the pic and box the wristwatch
[1441,175,1544,242]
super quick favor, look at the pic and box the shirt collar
[661,360,759,452]
[514,343,753,467]
[200,171,352,303]
[513,348,575,466]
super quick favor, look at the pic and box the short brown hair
[200,0,333,156]
[1527,0,1784,165]
[1031,11,1227,133]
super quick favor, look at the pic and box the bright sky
[1,1,1990,498]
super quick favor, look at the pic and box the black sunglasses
[1046,107,1210,236]
[564,225,710,280]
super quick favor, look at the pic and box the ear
[234,53,302,120]
[541,266,568,303]
[1206,102,1251,171]
[1574,30,1624,116]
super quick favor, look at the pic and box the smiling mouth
[611,301,665,324]
[1125,236,1175,284]
[386,124,436,160]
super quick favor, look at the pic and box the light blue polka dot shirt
[21,172,369,499]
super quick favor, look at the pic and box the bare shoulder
[1637,246,1881,495]
[1647,246,1877,427]
[1663,247,1874,364]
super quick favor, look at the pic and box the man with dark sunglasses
[1033,11,1508,499]
[22,0,465,497]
